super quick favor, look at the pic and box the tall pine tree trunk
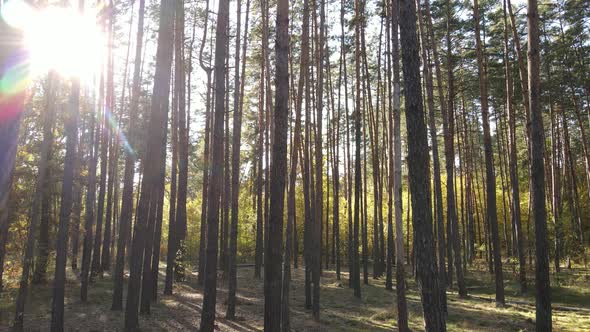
[124,0,174,326]
[503,0,526,293]
[391,0,409,329]
[352,0,363,299]
[227,0,250,318]
[527,0,552,328]
[399,0,445,328]
[197,0,214,286]
[80,77,100,303]
[282,0,307,324]
[199,0,229,327]
[444,2,466,297]
[51,66,81,331]
[112,0,145,311]
[264,0,289,327]
[101,10,117,272]
[418,0,448,307]
[473,0,504,305]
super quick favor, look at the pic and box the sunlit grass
[1,261,589,331]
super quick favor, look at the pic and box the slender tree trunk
[550,101,562,273]
[302,69,313,308]
[507,0,531,142]
[385,0,394,291]
[101,11,117,273]
[406,185,411,266]
[311,0,325,319]
[163,0,181,296]
[164,10,180,293]
[503,0,526,293]
[80,77,100,304]
[367,20,383,280]
[473,0,504,305]
[254,48,265,279]
[444,1,466,297]
[262,0,271,281]
[361,90,368,286]
[282,0,308,322]
[391,0,409,328]
[454,112,469,273]
[496,110,511,257]
[340,0,353,289]
[459,93,475,264]
[562,106,583,260]
[92,59,112,278]
[70,125,85,272]
[527,0,552,329]
[198,0,214,286]
[424,0,453,298]
[264,0,289,327]
[227,0,250,319]
[419,0,448,306]
[124,0,174,326]
[399,0,446,328]
[112,0,145,311]
[352,0,363,299]
[199,0,229,327]
[176,0,194,285]
[331,26,342,281]
[325,142,330,272]
[50,63,81,331]
[221,42,231,274]
[150,126,167,301]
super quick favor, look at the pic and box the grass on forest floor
[0,262,589,331]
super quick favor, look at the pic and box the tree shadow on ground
[2,264,589,331]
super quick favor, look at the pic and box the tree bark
[70,125,85,272]
[101,10,117,272]
[399,0,446,329]
[473,0,504,305]
[91,62,111,278]
[227,0,250,319]
[112,0,145,311]
[124,0,174,327]
[391,0,409,329]
[418,0,448,307]
[264,0,289,327]
[254,44,265,279]
[80,76,100,304]
[164,5,180,293]
[199,0,229,327]
[443,1,466,297]
[197,0,214,286]
[503,0,526,293]
[50,67,80,331]
[527,0,552,329]
[353,0,363,299]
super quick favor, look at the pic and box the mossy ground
[1,262,588,331]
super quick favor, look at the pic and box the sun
[2,0,105,83]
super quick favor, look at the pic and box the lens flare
[1,1,31,122]
[2,0,105,82]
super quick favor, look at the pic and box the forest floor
[1,262,589,331]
